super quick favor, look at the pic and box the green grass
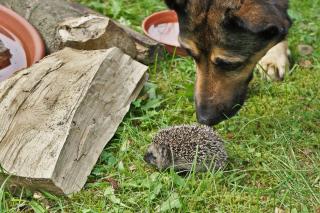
[1,0,320,212]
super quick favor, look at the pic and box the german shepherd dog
[165,0,292,126]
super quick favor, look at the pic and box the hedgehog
[144,124,228,173]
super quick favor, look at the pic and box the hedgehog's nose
[144,152,153,163]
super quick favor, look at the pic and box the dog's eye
[213,58,243,71]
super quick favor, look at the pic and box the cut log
[56,15,138,60]
[0,39,11,69]
[0,47,148,195]
[0,0,164,64]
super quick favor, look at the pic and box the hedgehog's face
[144,144,172,171]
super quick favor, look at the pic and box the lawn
[1,0,319,212]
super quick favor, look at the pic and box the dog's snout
[196,103,242,126]
[197,114,225,126]
[196,105,226,126]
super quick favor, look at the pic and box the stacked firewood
[0,0,163,195]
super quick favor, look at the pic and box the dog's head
[165,0,291,125]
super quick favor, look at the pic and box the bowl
[142,10,188,57]
[0,5,45,81]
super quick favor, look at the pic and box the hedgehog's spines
[147,124,228,172]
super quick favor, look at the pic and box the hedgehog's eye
[150,154,156,161]
[144,152,156,163]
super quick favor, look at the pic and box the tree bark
[0,47,148,195]
[0,0,164,64]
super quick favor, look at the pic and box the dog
[164,0,292,126]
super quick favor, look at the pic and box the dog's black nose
[196,103,241,126]
[196,104,224,126]
[197,113,225,126]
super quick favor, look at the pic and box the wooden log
[56,15,138,60]
[0,0,164,64]
[0,39,11,69]
[0,47,148,195]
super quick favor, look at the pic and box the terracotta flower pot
[142,10,188,57]
[0,5,45,81]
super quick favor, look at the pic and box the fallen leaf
[299,59,313,68]
[33,192,44,200]
[260,196,268,202]
[102,177,120,190]
[226,133,234,139]
[298,44,314,56]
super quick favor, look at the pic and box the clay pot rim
[142,10,187,57]
[0,5,45,67]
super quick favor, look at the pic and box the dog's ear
[226,2,291,41]
[165,0,188,12]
